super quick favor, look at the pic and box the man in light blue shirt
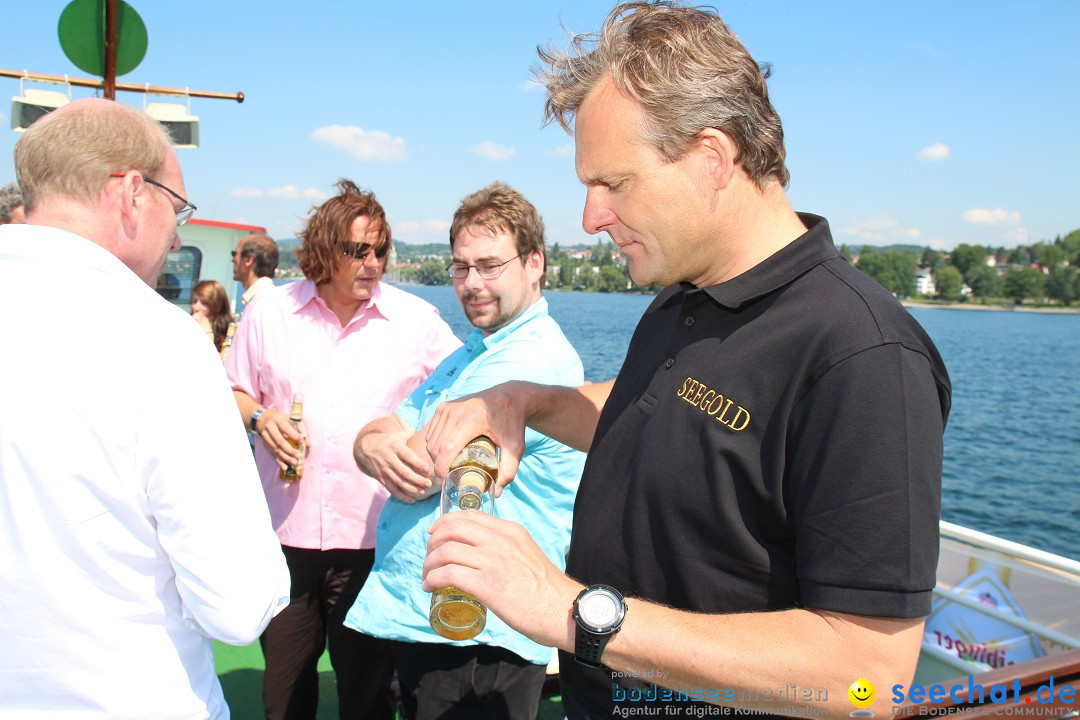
[346,182,585,720]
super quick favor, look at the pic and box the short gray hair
[536,1,789,188]
[14,98,172,212]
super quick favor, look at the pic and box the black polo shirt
[560,214,951,719]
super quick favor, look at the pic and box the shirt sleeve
[142,327,290,644]
[223,295,264,401]
[785,341,944,618]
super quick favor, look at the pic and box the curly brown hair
[296,179,391,284]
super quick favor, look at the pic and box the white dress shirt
[0,224,291,719]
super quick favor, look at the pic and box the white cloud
[962,208,1022,227]
[470,141,516,162]
[838,214,923,244]
[917,143,950,162]
[231,187,263,198]
[267,184,301,200]
[545,144,574,157]
[521,78,544,92]
[394,219,451,239]
[302,188,329,201]
[1004,227,1029,245]
[311,125,408,163]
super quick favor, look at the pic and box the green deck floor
[213,641,564,720]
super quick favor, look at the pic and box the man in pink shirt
[225,179,461,720]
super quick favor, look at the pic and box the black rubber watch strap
[575,623,610,668]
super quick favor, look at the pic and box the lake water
[398,284,1080,560]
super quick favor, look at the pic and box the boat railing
[913,521,1080,708]
[939,522,1080,580]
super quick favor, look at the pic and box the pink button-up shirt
[225,280,461,549]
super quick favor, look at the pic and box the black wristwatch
[573,584,627,668]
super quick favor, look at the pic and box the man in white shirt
[0,98,291,720]
[233,232,279,313]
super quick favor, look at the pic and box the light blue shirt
[344,297,585,664]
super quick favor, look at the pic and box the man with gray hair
[232,232,279,313]
[420,3,951,719]
[0,182,24,224]
[0,98,290,719]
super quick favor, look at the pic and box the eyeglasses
[109,172,196,226]
[342,241,391,261]
[447,253,526,280]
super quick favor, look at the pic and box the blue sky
[2,1,1078,250]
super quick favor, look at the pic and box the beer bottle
[280,393,305,482]
[429,435,497,640]
[219,320,237,361]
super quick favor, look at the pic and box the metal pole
[0,68,244,103]
[104,0,118,100]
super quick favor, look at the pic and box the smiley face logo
[848,678,876,711]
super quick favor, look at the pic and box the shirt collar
[241,275,275,304]
[291,278,390,323]
[0,223,136,278]
[695,213,838,309]
[462,296,550,352]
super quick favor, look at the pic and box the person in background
[419,3,951,719]
[0,97,290,719]
[225,178,462,720]
[346,182,586,720]
[0,182,25,224]
[232,232,279,314]
[191,278,234,354]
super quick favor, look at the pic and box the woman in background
[191,280,233,354]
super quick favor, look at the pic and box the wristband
[249,407,266,433]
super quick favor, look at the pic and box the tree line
[290,228,1080,306]
[846,228,1080,307]
[395,240,646,294]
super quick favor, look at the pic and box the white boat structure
[903,522,1080,717]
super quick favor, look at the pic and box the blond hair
[14,98,172,211]
[537,1,789,188]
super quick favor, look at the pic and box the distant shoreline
[902,300,1080,315]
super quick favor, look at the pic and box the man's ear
[111,171,146,225]
[525,249,545,284]
[697,127,737,191]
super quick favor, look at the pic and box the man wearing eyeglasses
[224,179,461,720]
[345,182,585,720]
[0,98,291,719]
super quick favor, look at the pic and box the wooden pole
[104,0,118,100]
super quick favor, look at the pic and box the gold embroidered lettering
[729,406,751,432]
[715,398,735,424]
[674,377,751,432]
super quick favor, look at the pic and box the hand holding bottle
[252,399,308,474]
[428,435,497,640]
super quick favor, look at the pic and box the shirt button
[684,317,695,327]
[664,357,675,369]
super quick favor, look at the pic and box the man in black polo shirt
[420,3,951,719]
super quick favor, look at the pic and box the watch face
[579,587,624,631]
